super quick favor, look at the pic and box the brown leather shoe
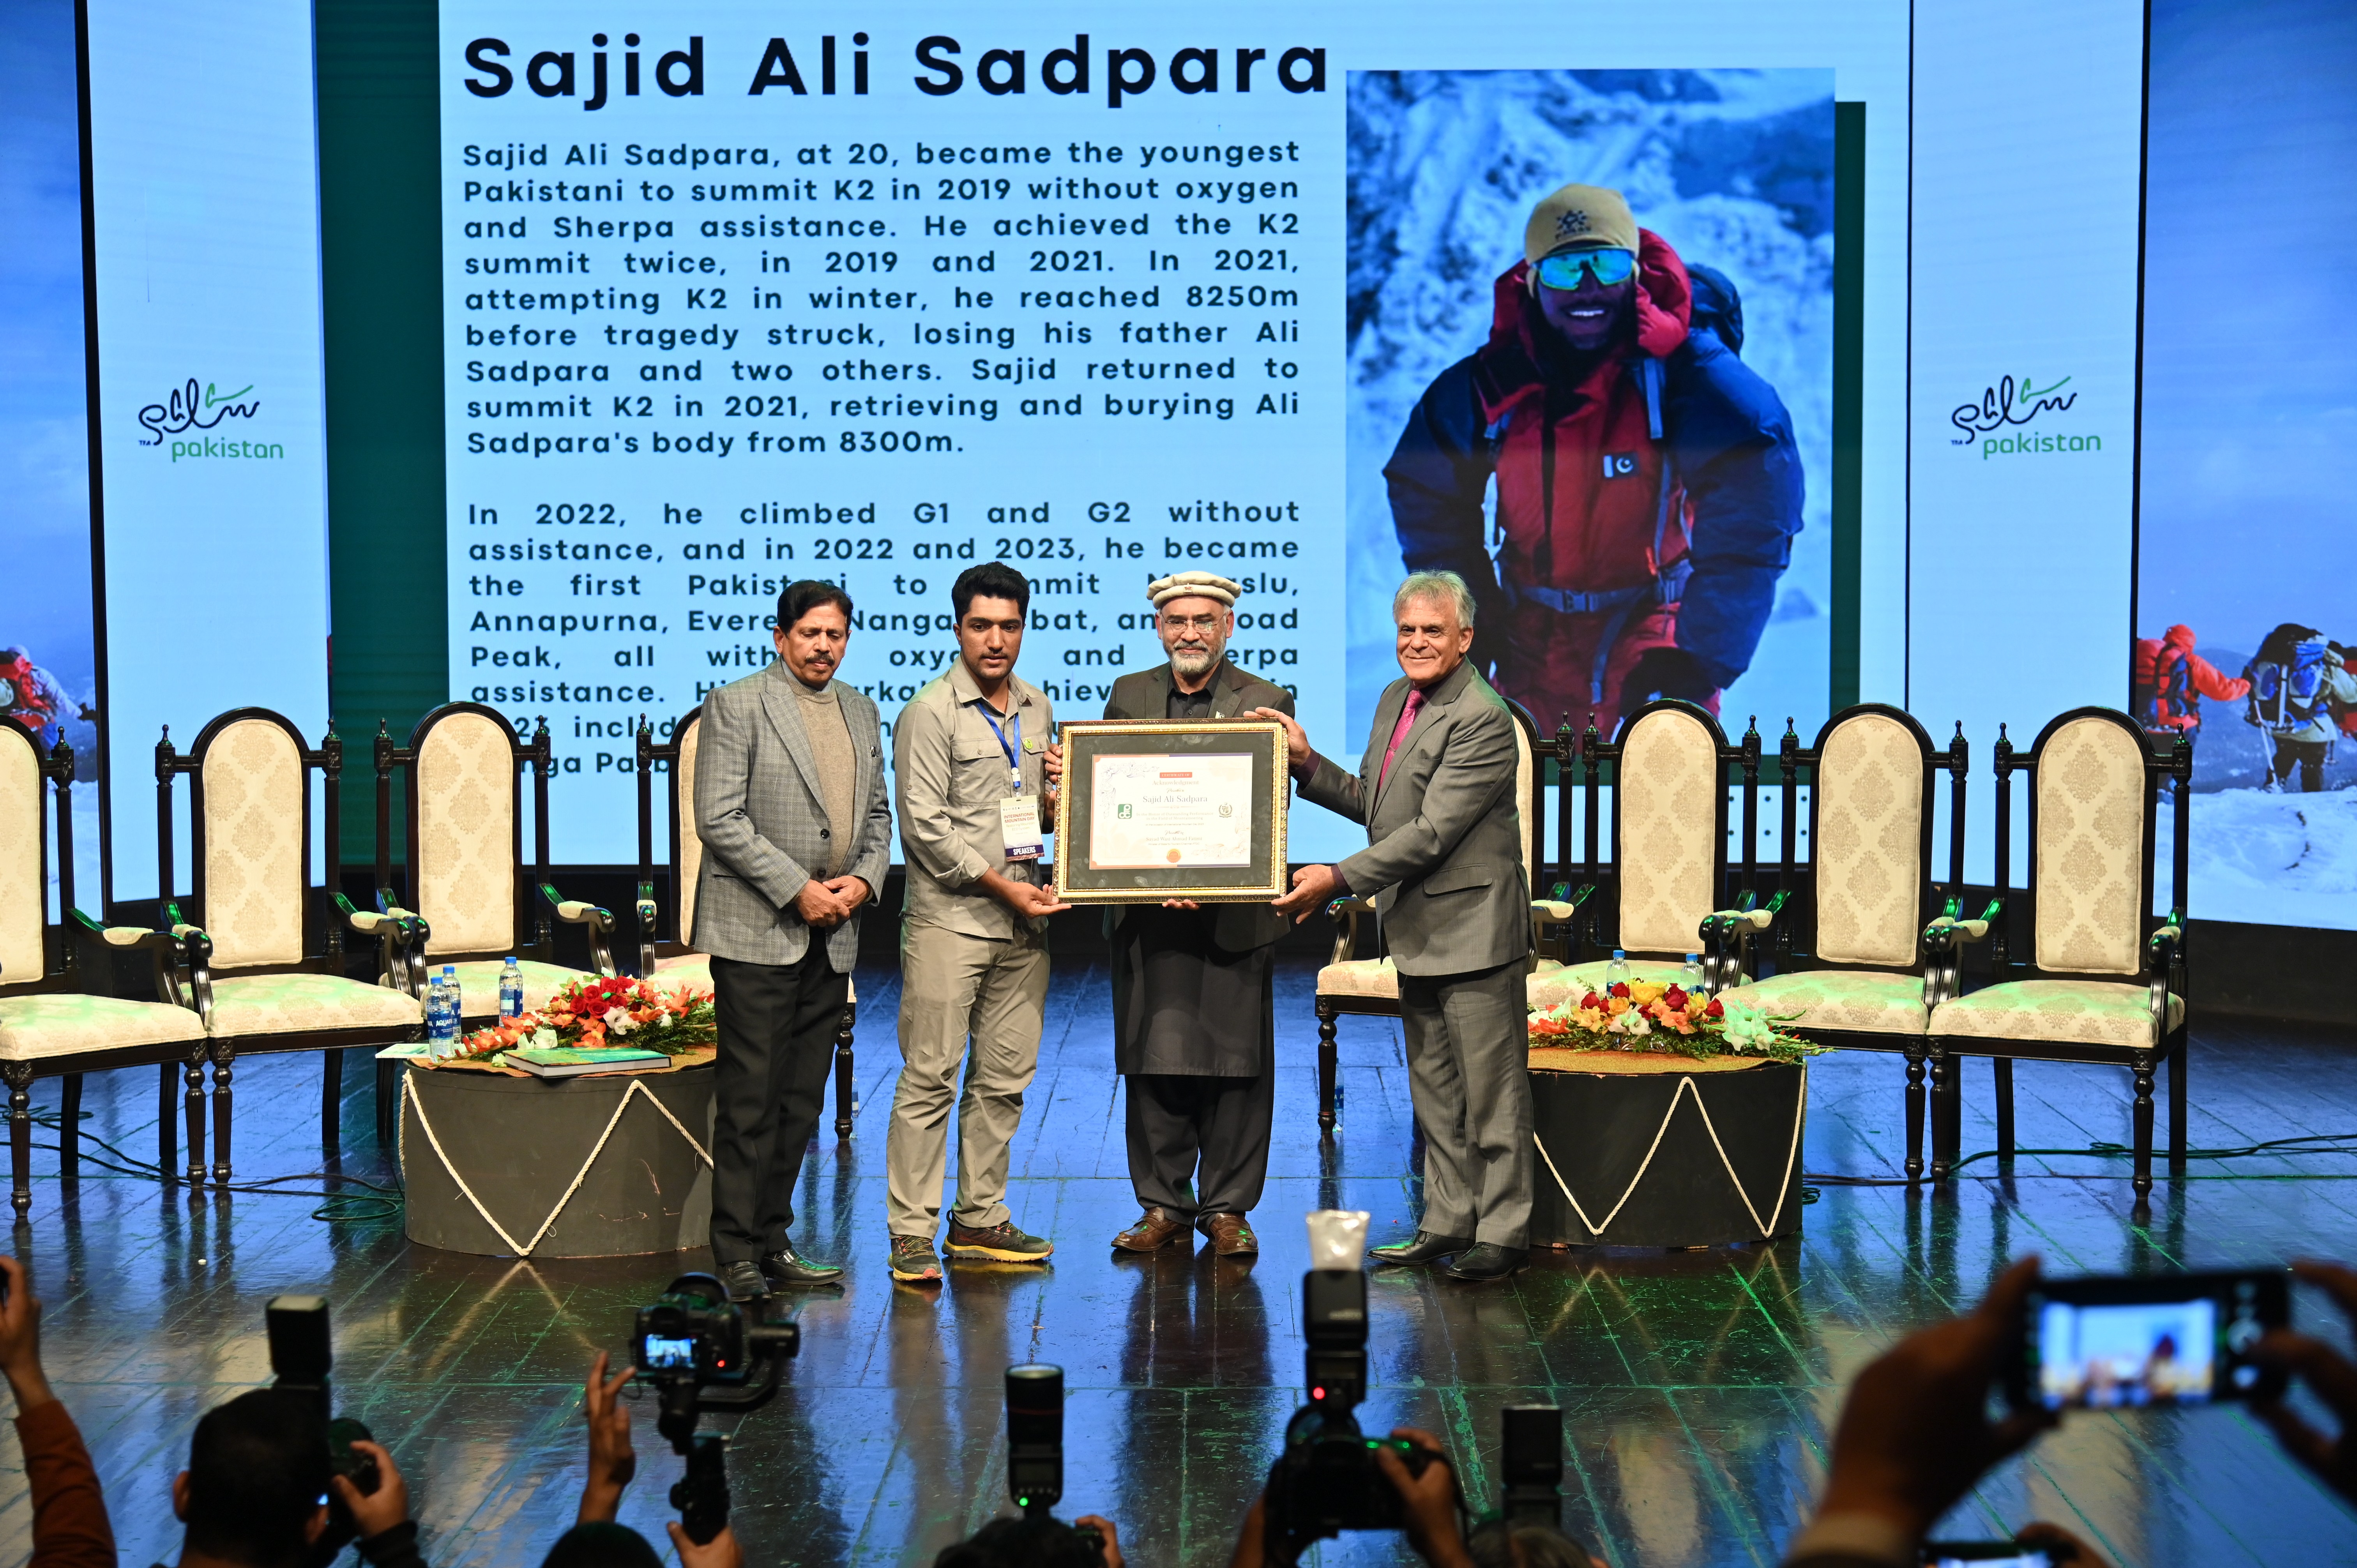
[1112,1206,1191,1252]
[1201,1213,1259,1256]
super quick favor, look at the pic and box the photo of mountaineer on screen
[1383,182,1804,738]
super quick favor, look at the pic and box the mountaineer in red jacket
[2131,623,2247,739]
[1386,183,1804,739]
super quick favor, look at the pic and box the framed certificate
[1051,720,1290,904]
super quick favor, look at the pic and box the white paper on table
[1088,751,1255,869]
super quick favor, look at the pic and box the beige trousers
[886,919,1050,1238]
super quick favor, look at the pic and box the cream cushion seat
[204,973,422,1038]
[0,993,208,1061]
[1718,970,1929,1036]
[649,954,852,1009]
[1931,980,2183,1051]
[443,959,590,1018]
[1318,957,1564,1003]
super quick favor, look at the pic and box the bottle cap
[1613,949,1626,958]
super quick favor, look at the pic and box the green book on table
[500,1046,670,1078]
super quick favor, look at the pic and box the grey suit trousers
[1398,960,1534,1247]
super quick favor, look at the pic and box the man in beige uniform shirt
[887,561,1069,1284]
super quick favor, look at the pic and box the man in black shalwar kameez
[1101,571,1294,1257]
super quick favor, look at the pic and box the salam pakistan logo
[136,377,285,463]
[1951,373,2102,460]
[1554,208,1592,239]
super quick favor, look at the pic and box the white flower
[608,1012,638,1036]
[1611,1009,1650,1037]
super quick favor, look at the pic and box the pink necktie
[1378,689,1426,791]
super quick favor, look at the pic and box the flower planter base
[399,1063,716,1258]
[1527,1053,1806,1249]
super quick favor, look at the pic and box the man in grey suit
[1102,570,1295,1258]
[693,579,893,1301]
[1260,569,1534,1281]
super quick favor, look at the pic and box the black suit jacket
[1102,658,1295,953]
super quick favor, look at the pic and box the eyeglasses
[1161,613,1222,632]
[1534,248,1636,291]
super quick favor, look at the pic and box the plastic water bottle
[1680,952,1707,992]
[499,956,525,1019]
[425,971,456,1054]
[442,964,462,1027]
[1604,949,1631,989]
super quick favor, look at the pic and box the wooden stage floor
[0,959,2352,1566]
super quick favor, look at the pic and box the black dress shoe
[719,1259,771,1301]
[1370,1231,1474,1267]
[1440,1243,1528,1282]
[761,1243,844,1286]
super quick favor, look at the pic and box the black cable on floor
[18,1111,403,1222]
[1801,1130,2357,1188]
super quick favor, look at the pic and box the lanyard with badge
[980,702,1044,862]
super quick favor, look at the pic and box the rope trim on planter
[1532,1071,1808,1240]
[403,1074,712,1258]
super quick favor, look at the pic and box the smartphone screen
[1922,1547,2053,1568]
[2013,1270,2287,1409]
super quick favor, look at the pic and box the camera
[1260,1269,1440,1563]
[1500,1405,1562,1527]
[1004,1363,1109,1561]
[264,1295,382,1562]
[633,1273,801,1545]
[2006,1268,2287,1411]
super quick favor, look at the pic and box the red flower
[1663,985,1688,1011]
[1609,982,1630,999]
[1704,998,1724,1019]
[1579,992,1602,1011]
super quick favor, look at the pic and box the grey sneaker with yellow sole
[945,1219,1053,1263]
[889,1234,944,1283]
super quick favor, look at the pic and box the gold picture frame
[1051,719,1291,904]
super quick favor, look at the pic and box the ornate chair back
[1558,699,1747,969]
[1769,705,1965,978]
[376,705,551,964]
[0,717,70,994]
[634,705,707,971]
[1995,708,2187,982]
[158,710,341,976]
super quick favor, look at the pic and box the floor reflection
[0,964,2349,1566]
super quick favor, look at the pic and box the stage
[0,957,2346,1567]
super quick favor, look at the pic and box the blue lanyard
[978,701,1024,793]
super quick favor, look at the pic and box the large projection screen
[437,1,1908,866]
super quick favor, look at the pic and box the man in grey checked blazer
[693,580,892,1300]
[1263,570,1535,1282]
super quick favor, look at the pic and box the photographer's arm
[1,1255,117,1568]
[1374,1427,1473,1568]
[332,1441,420,1568]
[578,1351,638,1525]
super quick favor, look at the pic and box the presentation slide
[439,0,1907,865]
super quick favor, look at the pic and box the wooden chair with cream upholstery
[1714,706,1977,1183]
[156,711,423,1183]
[368,704,618,1018]
[1924,709,2190,1200]
[1311,695,1578,1132]
[1532,699,1764,1006]
[0,718,211,1218]
[636,708,859,1137]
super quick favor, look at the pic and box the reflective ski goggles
[1534,247,1636,290]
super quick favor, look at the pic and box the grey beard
[1170,647,1216,675]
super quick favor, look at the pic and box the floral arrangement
[439,974,717,1064]
[1527,980,1823,1065]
